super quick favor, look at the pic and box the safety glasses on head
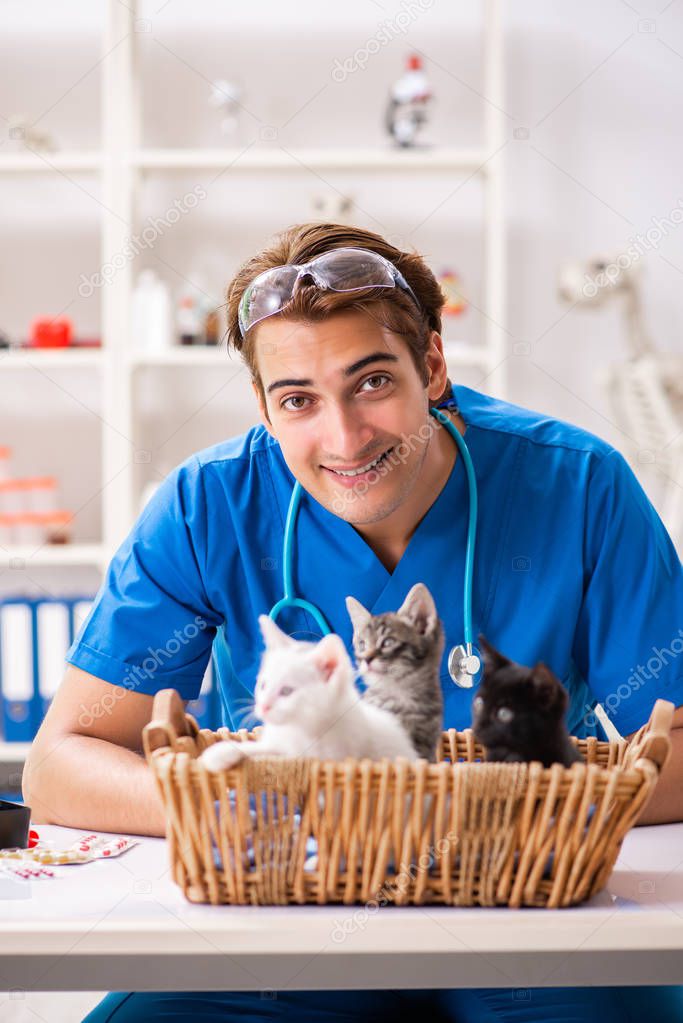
[237,246,421,336]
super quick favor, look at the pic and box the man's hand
[627,704,683,825]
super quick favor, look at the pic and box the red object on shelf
[29,318,73,348]
[28,829,39,849]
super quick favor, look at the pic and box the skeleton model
[559,256,683,554]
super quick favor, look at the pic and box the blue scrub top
[66,383,683,741]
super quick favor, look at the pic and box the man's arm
[627,704,683,826]
[22,665,177,837]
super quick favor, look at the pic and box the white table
[1,822,682,992]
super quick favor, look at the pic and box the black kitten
[471,634,582,767]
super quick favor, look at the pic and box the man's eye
[281,395,309,411]
[361,374,389,392]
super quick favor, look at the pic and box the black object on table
[0,799,30,850]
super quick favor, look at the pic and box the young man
[24,223,683,1023]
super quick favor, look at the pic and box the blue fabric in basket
[209,794,598,883]
[210,793,317,872]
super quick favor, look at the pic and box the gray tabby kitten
[345,583,445,762]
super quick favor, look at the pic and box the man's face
[251,308,445,527]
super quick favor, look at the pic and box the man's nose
[321,403,372,459]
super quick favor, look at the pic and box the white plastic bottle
[131,269,173,353]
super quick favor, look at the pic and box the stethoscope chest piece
[448,644,482,688]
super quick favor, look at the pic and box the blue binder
[0,600,39,742]
[0,595,95,742]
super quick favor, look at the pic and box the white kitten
[200,614,417,773]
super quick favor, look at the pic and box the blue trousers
[83,985,683,1022]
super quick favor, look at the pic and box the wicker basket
[142,689,674,908]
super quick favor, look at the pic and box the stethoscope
[267,385,482,688]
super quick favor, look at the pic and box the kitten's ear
[258,614,295,649]
[478,633,511,676]
[398,582,438,635]
[311,632,347,682]
[345,595,371,631]
[532,662,567,714]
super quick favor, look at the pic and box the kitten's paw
[200,740,245,773]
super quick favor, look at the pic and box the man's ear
[424,331,449,403]
[251,379,275,437]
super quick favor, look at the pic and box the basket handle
[622,698,674,772]
[142,688,199,758]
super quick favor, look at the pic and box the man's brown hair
[225,221,451,412]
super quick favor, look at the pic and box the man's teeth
[330,449,391,477]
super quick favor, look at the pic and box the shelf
[0,151,102,174]
[0,349,102,370]
[134,146,492,174]
[0,544,108,569]
[0,147,491,175]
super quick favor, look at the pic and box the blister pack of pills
[0,832,139,879]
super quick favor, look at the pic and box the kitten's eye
[472,697,484,713]
[356,639,366,652]
[380,637,396,651]
[279,685,293,697]
[496,706,514,724]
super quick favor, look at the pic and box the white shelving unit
[0,0,507,570]
[134,146,492,172]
